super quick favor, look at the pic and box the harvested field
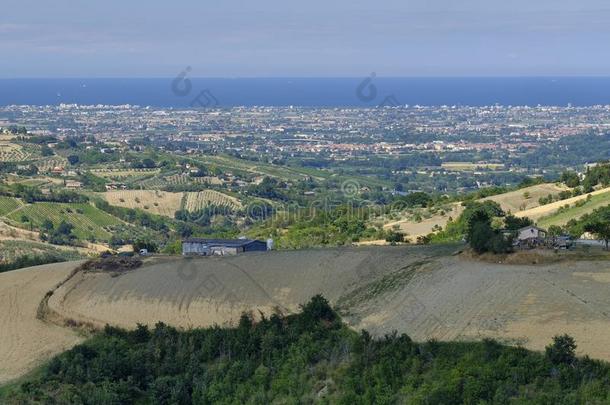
[8,245,610,384]
[45,245,610,363]
[483,183,569,213]
[101,189,241,217]
[0,262,84,384]
[101,190,183,217]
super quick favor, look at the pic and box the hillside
[537,189,610,228]
[5,296,610,404]
[100,189,241,218]
[0,247,597,366]
[0,262,84,384]
[44,248,610,362]
[379,183,569,241]
[382,203,464,241]
[482,182,569,213]
[515,186,610,223]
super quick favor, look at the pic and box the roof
[182,238,264,247]
[518,225,546,232]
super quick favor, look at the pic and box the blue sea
[2,77,610,107]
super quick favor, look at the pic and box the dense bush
[0,254,66,273]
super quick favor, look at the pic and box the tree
[385,230,405,243]
[561,171,580,188]
[41,219,54,231]
[467,208,512,254]
[504,215,533,231]
[67,155,80,165]
[583,207,610,249]
[469,220,495,254]
[545,334,576,365]
[547,225,563,237]
[134,238,158,253]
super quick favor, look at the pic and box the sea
[2,77,610,107]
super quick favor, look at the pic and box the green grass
[537,191,610,228]
[7,202,123,241]
[0,196,22,216]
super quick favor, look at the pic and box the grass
[6,202,123,241]
[0,240,84,264]
[537,191,610,227]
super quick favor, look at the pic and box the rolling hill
[1,244,608,385]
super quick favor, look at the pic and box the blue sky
[2,0,610,77]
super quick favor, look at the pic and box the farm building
[182,238,270,256]
[515,225,547,249]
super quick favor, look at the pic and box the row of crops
[0,143,31,162]
[35,157,68,172]
[136,173,221,190]
[0,196,23,216]
[6,202,123,241]
[182,190,242,211]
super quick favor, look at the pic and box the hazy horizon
[3,0,610,78]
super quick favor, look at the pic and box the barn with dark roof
[182,238,270,256]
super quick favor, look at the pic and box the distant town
[2,104,610,194]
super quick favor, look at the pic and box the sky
[2,0,610,78]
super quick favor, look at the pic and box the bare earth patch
[0,262,84,385]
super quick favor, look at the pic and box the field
[128,173,226,190]
[0,262,84,384]
[515,186,610,222]
[0,143,30,162]
[100,189,241,217]
[89,168,160,181]
[35,157,68,173]
[483,183,569,213]
[101,190,183,217]
[537,189,610,228]
[6,202,123,241]
[0,197,22,216]
[183,190,242,211]
[382,203,464,240]
[441,162,504,171]
[194,154,392,188]
[165,173,224,186]
[0,240,84,263]
[38,246,610,363]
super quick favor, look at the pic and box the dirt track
[0,262,83,385]
[6,245,610,384]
